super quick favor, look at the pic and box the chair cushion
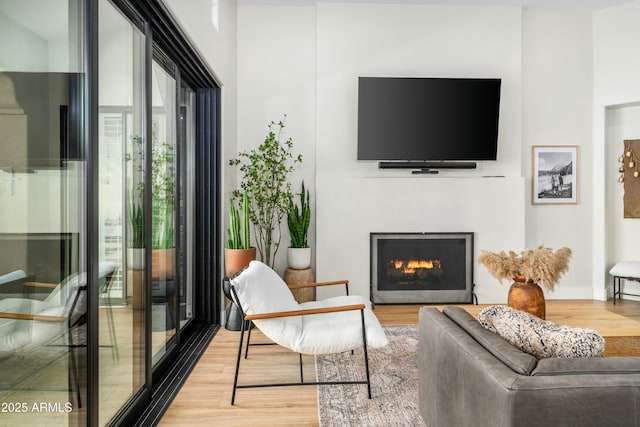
[230,261,388,354]
[609,261,640,278]
[230,261,303,348]
[230,261,301,315]
[478,305,605,359]
[0,298,52,352]
[297,295,389,354]
[0,270,26,285]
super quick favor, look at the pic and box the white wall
[233,1,636,304]
[0,11,47,72]
[314,4,524,302]
[237,3,528,302]
[237,4,317,275]
[0,1,71,73]
[316,3,522,179]
[522,10,594,299]
[594,1,640,300]
[605,104,640,301]
[164,0,238,206]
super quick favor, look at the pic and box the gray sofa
[419,306,640,427]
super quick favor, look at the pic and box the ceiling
[238,0,636,11]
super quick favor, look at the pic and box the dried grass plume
[478,246,572,291]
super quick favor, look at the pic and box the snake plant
[227,191,251,249]
[287,181,310,248]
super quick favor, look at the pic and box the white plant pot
[128,248,145,270]
[287,247,311,270]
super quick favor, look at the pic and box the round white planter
[287,247,311,270]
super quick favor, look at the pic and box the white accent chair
[229,260,388,405]
[0,262,117,406]
[0,269,27,286]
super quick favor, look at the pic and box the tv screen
[357,77,501,162]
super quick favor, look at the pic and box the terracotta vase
[507,276,546,319]
[224,247,256,278]
[152,248,176,281]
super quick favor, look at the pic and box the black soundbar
[378,161,477,170]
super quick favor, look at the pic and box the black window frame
[87,0,221,425]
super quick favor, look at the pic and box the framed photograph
[532,146,578,205]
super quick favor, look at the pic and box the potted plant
[287,181,311,269]
[129,202,145,270]
[126,128,176,279]
[478,246,572,319]
[150,137,176,281]
[229,116,301,269]
[225,191,256,278]
[127,135,145,271]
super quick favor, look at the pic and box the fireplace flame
[391,259,442,274]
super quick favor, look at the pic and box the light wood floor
[159,299,640,426]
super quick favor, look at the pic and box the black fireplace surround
[370,232,474,304]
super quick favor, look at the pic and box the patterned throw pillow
[478,305,605,359]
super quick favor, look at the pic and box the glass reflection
[0,0,86,425]
[98,0,146,424]
[151,60,177,365]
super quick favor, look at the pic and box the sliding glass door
[0,0,86,425]
[1,0,219,424]
[97,0,146,424]
[178,84,196,329]
[151,58,178,366]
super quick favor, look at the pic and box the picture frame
[532,146,578,205]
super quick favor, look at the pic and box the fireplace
[370,232,474,304]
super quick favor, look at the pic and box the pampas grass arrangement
[478,246,572,291]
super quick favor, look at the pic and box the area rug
[316,325,425,426]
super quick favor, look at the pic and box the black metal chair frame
[99,269,119,360]
[612,274,640,304]
[24,266,117,408]
[0,280,86,407]
[229,284,372,406]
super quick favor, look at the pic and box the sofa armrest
[532,356,640,376]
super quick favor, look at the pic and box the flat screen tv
[357,77,501,163]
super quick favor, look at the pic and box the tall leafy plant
[126,123,175,250]
[229,116,301,268]
[287,181,310,248]
[130,203,144,248]
[151,139,175,249]
[127,135,145,248]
